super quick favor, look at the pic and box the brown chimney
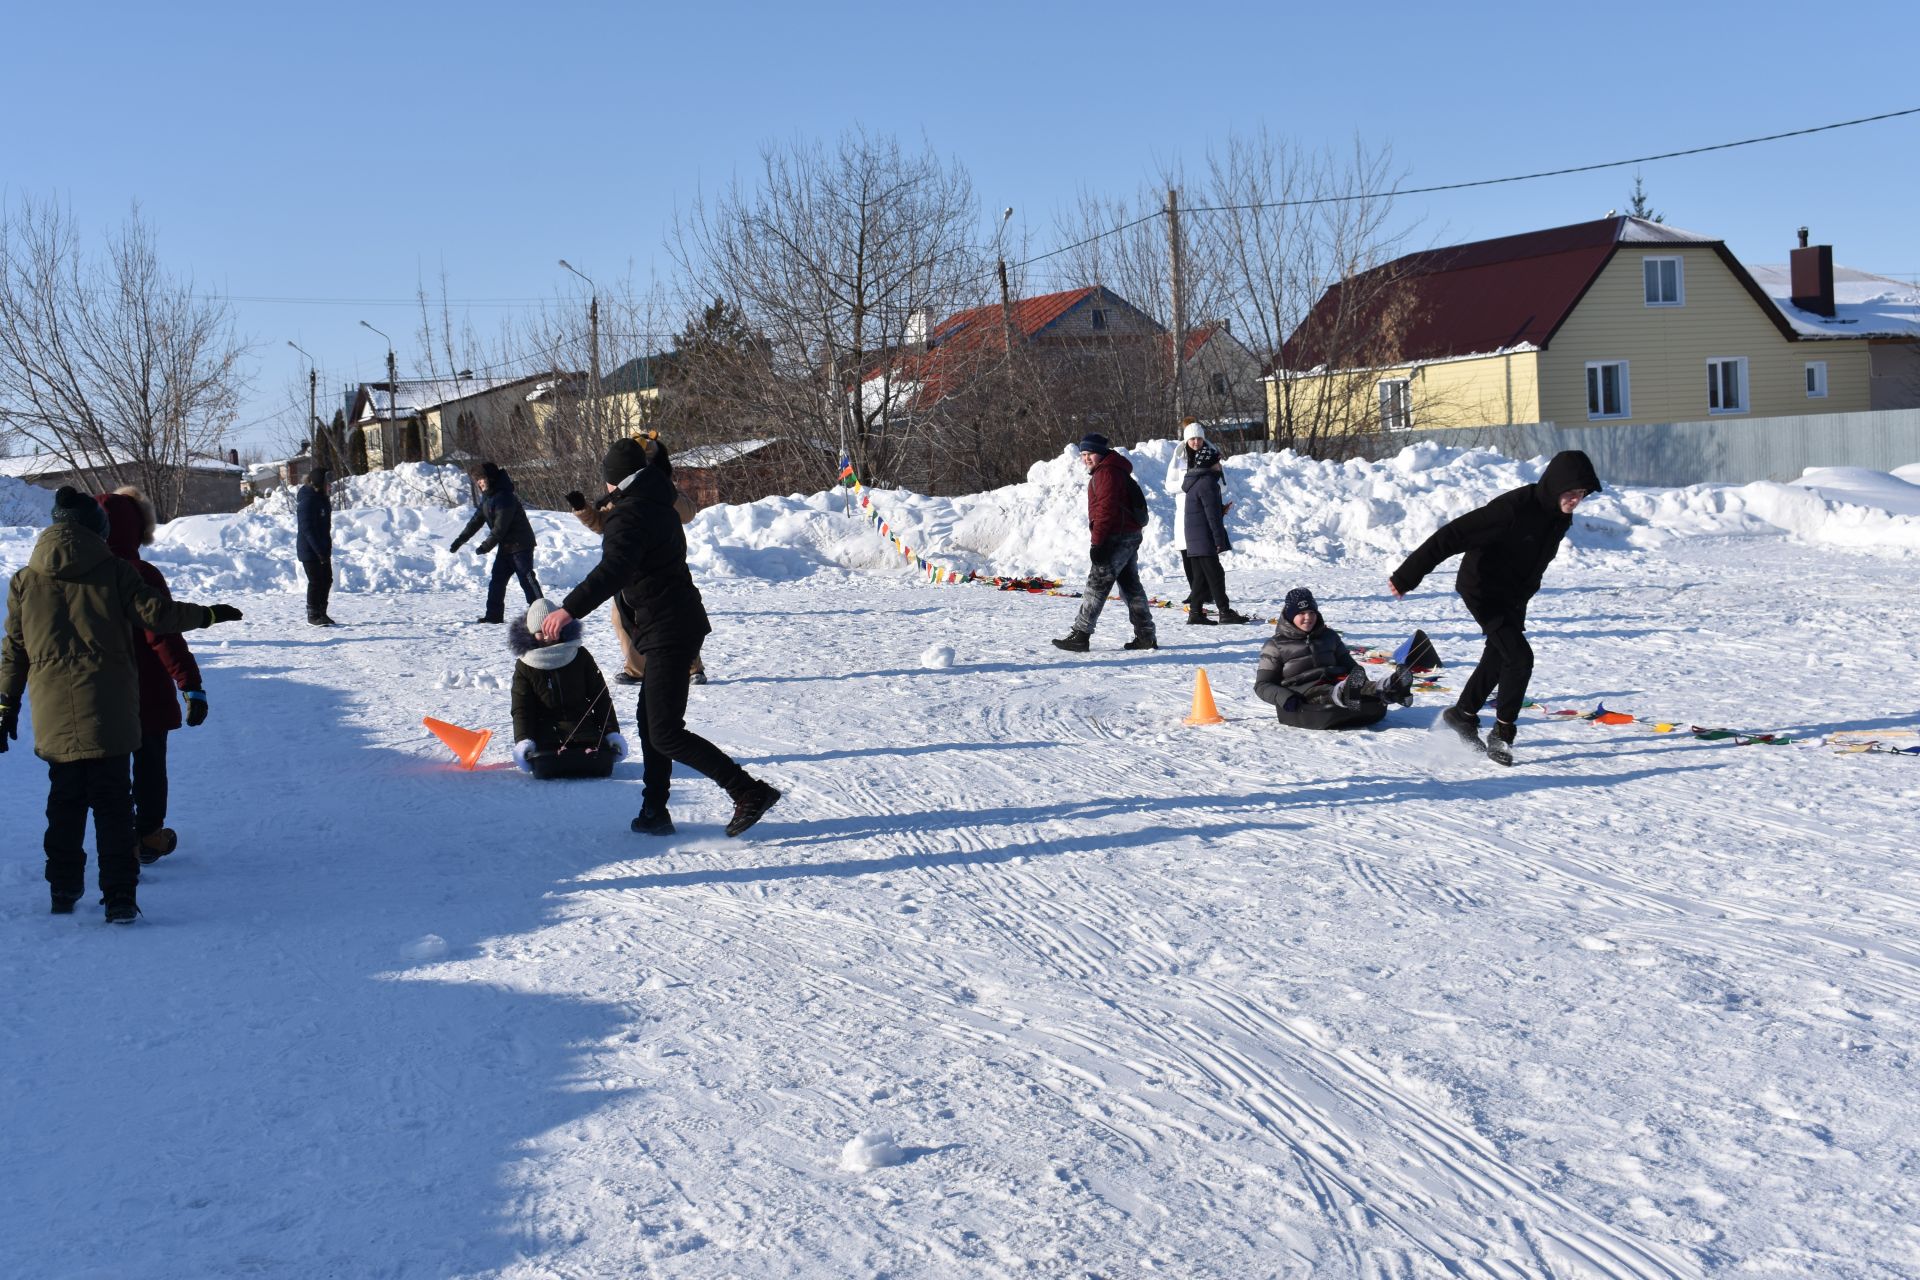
[1789,229,1835,317]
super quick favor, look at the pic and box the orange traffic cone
[1183,668,1225,726]
[424,716,493,769]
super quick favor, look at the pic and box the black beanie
[602,436,648,485]
[480,461,503,485]
[1283,587,1318,619]
[51,485,109,538]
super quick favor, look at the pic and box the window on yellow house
[1643,257,1683,306]
[1707,357,1748,413]
[1585,361,1629,419]
[1378,379,1411,431]
[1805,361,1828,398]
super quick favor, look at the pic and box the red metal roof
[1275,216,1792,371]
[931,286,1099,351]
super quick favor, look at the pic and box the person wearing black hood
[450,461,541,624]
[297,466,335,625]
[537,436,781,838]
[1389,450,1603,764]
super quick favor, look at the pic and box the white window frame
[1805,360,1828,399]
[1378,378,1412,431]
[1642,255,1684,307]
[1584,360,1630,419]
[1707,356,1749,415]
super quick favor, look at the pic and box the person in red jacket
[1053,433,1157,652]
[95,489,207,863]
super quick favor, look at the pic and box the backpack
[1122,473,1150,528]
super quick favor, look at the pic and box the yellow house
[1270,216,1905,439]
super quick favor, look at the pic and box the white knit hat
[1181,421,1206,442]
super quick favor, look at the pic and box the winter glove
[184,690,209,727]
[1281,694,1304,714]
[512,739,535,773]
[606,732,629,761]
[207,604,243,624]
[449,532,469,553]
[0,701,16,752]
[565,491,587,511]
[476,539,495,556]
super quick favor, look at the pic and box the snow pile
[0,474,51,528]
[1789,465,1920,517]
[838,1131,908,1172]
[248,462,475,518]
[919,644,955,670]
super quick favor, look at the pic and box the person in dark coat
[1255,587,1411,730]
[296,466,335,625]
[1389,450,1602,763]
[537,437,780,838]
[1053,433,1156,652]
[566,455,707,687]
[0,487,242,922]
[508,598,627,780]
[95,489,208,864]
[449,462,541,624]
[1179,436,1249,626]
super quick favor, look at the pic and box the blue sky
[4,0,1916,451]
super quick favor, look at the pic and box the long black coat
[1181,465,1231,556]
[1389,451,1602,608]
[452,472,537,554]
[296,481,331,562]
[560,466,710,653]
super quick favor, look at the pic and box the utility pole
[559,260,601,445]
[287,340,321,473]
[1166,186,1187,427]
[359,320,397,466]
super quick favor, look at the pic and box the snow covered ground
[2,450,1918,1278]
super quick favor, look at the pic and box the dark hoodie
[297,468,332,562]
[451,469,537,554]
[97,491,202,733]
[560,464,710,653]
[1390,450,1603,608]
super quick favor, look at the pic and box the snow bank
[0,475,50,529]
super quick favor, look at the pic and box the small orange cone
[1183,668,1225,726]
[424,716,493,769]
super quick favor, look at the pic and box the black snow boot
[51,888,81,915]
[630,805,675,835]
[1441,706,1484,750]
[103,892,141,925]
[1380,665,1414,707]
[690,671,708,686]
[1216,608,1252,625]
[1122,633,1158,651]
[474,615,504,625]
[1185,607,1215,626]
[613,671,641,687]
[137,829,178,865]
[1051,631,1091,652]
[725,780,782,838]
[1485,720,1516,767]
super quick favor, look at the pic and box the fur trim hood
[509,615,584,670]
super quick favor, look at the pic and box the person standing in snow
[565,439,707,687]
[1389,450,1602,765]
[0,487,243,922]
[537,437,780,838]
[508,598,628,779]
[296,465,336,626]
[94,489,210,865]
[449,461,541,624]
[1254,587,1412,730]
[1177,425,1249,626]
[1053,433,1157,652]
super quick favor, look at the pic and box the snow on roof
[358,373,550,421]
[1747,264,1920,339]
[0,450,242,478]
[675,439,779,469]
[1616,219,1717,244]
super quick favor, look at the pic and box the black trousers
[132,729,169,838]
[1183,552,1231,611]
[635,643,747,813]
[1456,598,1534,725]
[302,557,332,620]
[484,547,542,621]
[44,754,136,898]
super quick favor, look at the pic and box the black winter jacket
[1181,464,1231,556]
[1254,618,1357,707]
[560,466,711,653]
[1389,451,1602,607]
[296,481,331,562]
[510,640,619,749]
[452,472,537,554]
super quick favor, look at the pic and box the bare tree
[672,129,991,489]
[0,198,251,518]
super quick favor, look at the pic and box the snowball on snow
[839,1130,908,1172]
[920,644,956,670]
[401,934,449,962]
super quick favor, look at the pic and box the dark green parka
[2,522,222,763]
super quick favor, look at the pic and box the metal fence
[1355,409,1920,487]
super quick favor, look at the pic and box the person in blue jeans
[450,462,542,623]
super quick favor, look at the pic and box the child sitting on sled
[509,598,628,779]
[1254,587,1432,731]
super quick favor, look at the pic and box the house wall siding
[1266,351,1541,438]
[1540,247,1873,424]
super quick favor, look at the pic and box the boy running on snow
[1389,450,1602,765]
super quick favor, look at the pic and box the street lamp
[287,340,323,473]
[558,259,602,441]
[359,320,399,466]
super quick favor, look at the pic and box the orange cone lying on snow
[1183,668,1225,726]
[424,716,492,769]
